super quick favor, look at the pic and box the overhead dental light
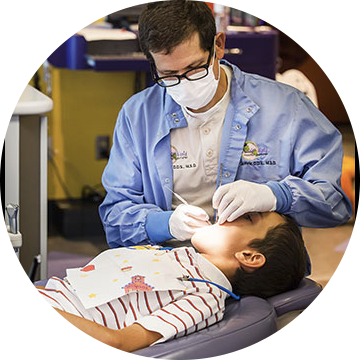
[31,0,102,22]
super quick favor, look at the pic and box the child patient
[37,212,307,352]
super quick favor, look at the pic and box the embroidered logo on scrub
[242,141,269,160]
[241,141,276,166]
[171,145,188,163]
[171,145,197,170]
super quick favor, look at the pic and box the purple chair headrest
[267,278,322,316]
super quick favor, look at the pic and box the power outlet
[95,135,110,160]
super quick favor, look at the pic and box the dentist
[99,0,352,360]
[99,0,351,248]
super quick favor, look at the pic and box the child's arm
[26,303,162,359]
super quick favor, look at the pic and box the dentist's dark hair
[232,215,307,298]
[138,0,216,61]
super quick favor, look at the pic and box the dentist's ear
[215,32,226,59]
[235,251,266,273]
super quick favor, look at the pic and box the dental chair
[35,278,326,360]
[31,272,326,360]
[14,257,320,360]
[35,248,326,360]
[111,278,326,360]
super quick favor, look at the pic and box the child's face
[191,212,285,257]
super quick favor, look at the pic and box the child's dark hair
[138,0,216,61]
[232,215,307,298]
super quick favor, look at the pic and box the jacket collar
[220,59,259,121]
[157,59,259,138]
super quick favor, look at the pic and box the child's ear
[234,250,266,273]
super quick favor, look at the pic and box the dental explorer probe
[165,185,190,205]
[165,186,211,225]
[214,162,224,223]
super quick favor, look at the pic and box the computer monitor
[105,0,149,27]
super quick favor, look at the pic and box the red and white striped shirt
[39,247,231,344]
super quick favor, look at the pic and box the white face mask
[165,47,219,110]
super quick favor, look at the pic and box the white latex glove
[169,204,211,241]
[212,180,277,224]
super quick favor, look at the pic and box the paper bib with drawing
[66,247,186,309]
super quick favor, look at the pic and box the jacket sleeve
[266,93,352,228]
[99,109,172,248]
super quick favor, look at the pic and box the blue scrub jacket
[99,60,352,248]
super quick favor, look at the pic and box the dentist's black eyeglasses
[151,45,214,88]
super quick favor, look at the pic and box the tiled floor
[48,125,355,360]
